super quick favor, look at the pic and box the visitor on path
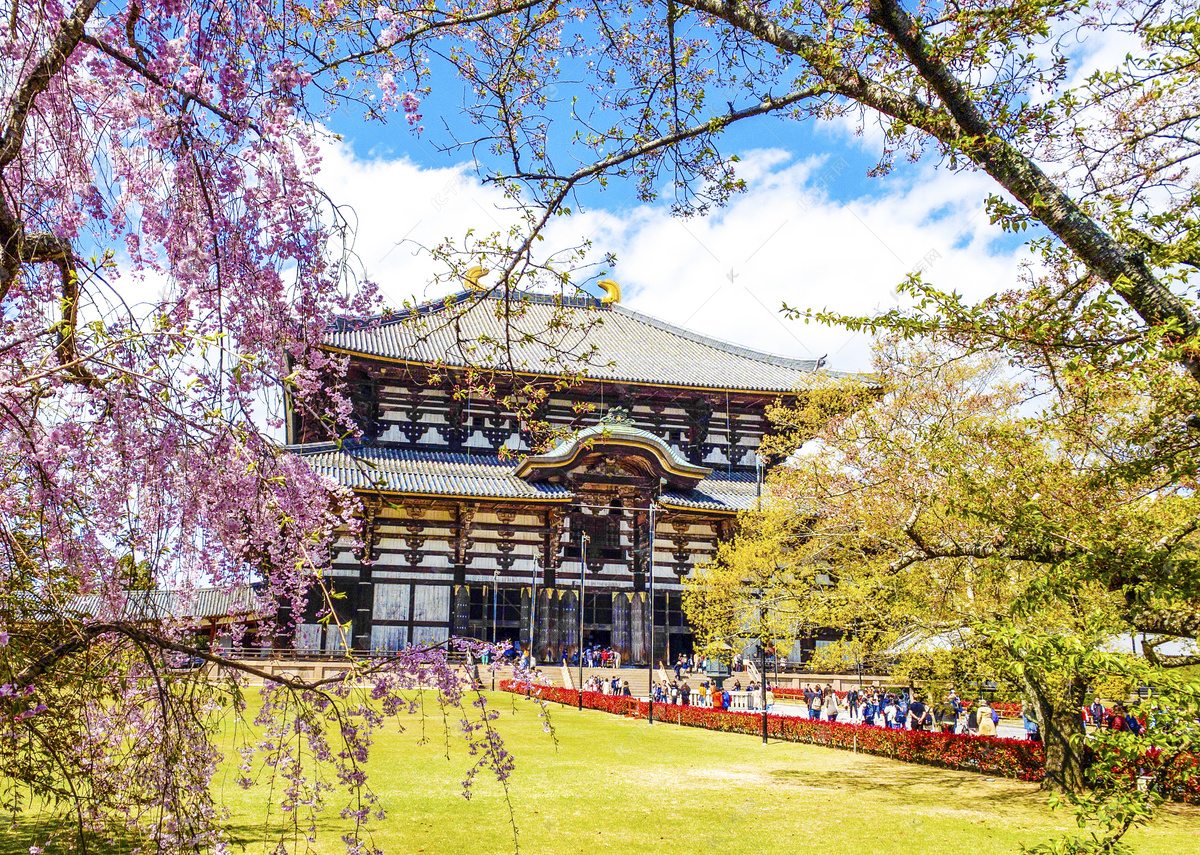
[884,696,899,728]
[822,686,840,722]
[935,695,958,733]
[1021,702,1040,741]
[977,700,998,736]
[906,695,932,731]
[681,680,692,706]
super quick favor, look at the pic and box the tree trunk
[1026,670,1089,793]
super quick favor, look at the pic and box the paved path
[768,701,1028,739]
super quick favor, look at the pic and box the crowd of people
[652,677,769,709]
[583,674,633,695]
[576,646,623,668]
[790,686,1025,738]
[1086,698,1147,734]
[510,645,1148,742]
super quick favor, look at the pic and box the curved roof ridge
[329,288,602,332]
[533,419,711,474]
[607,302,820,372]
[332,288,821,371]
[324,288,855,393]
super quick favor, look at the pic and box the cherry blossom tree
[0,2,534,852]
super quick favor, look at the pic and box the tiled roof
[660,472,760,513]
[326,290,849,394]
[62,587,260,622]
[295,443,573,500]
[294,442,752,512]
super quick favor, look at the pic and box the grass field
[8,692,1200,854]
[216,692,1200,855]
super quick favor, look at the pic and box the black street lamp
[491,570,499,691]
[491,569,499,644]
[578,530,589,710]
[760,637,768,744]
[528,562,540,700]
[647,501,657,725]
[757,591,768,744]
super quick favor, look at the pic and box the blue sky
[314,47,1045,374]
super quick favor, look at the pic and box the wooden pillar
[537,587,554,662]
[451,584,471,638]
[561,588,579,663]
[630,592,648,665]
[520,586,532,650]
[612,592,632,663]
[353,498,382,652]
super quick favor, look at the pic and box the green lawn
[8,692,1200,854]
[214,692,1200,855]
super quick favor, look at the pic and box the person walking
[977,700,998,736]
[823,687,840,722]
[1021,702,1040,741]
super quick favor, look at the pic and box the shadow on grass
[0,814,350,855]
[769,762,1042,804]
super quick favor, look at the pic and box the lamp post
[528,563,540,699]
[760,636,768,744]
[492,569,499,691]
[491,570,499,644]
[578,530,589,710]
[758,591,768,745]
[647,501,657,725]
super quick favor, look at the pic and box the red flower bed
[501,680,1043,781]
[501,681,1200,802]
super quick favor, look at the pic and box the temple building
[286,288,850,664]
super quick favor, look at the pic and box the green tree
[687,339,1200,850]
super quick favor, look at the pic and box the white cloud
[318,141,1029,373]
[315,137,520,305]
[555,154,1026,372]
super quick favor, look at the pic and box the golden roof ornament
[464,265,489,291]
[597,278,621,305]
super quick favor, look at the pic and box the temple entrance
[582,629,612,648]
[526,587,653,665]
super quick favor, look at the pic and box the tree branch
[0,0,102,168]
[866,0,1200,382]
